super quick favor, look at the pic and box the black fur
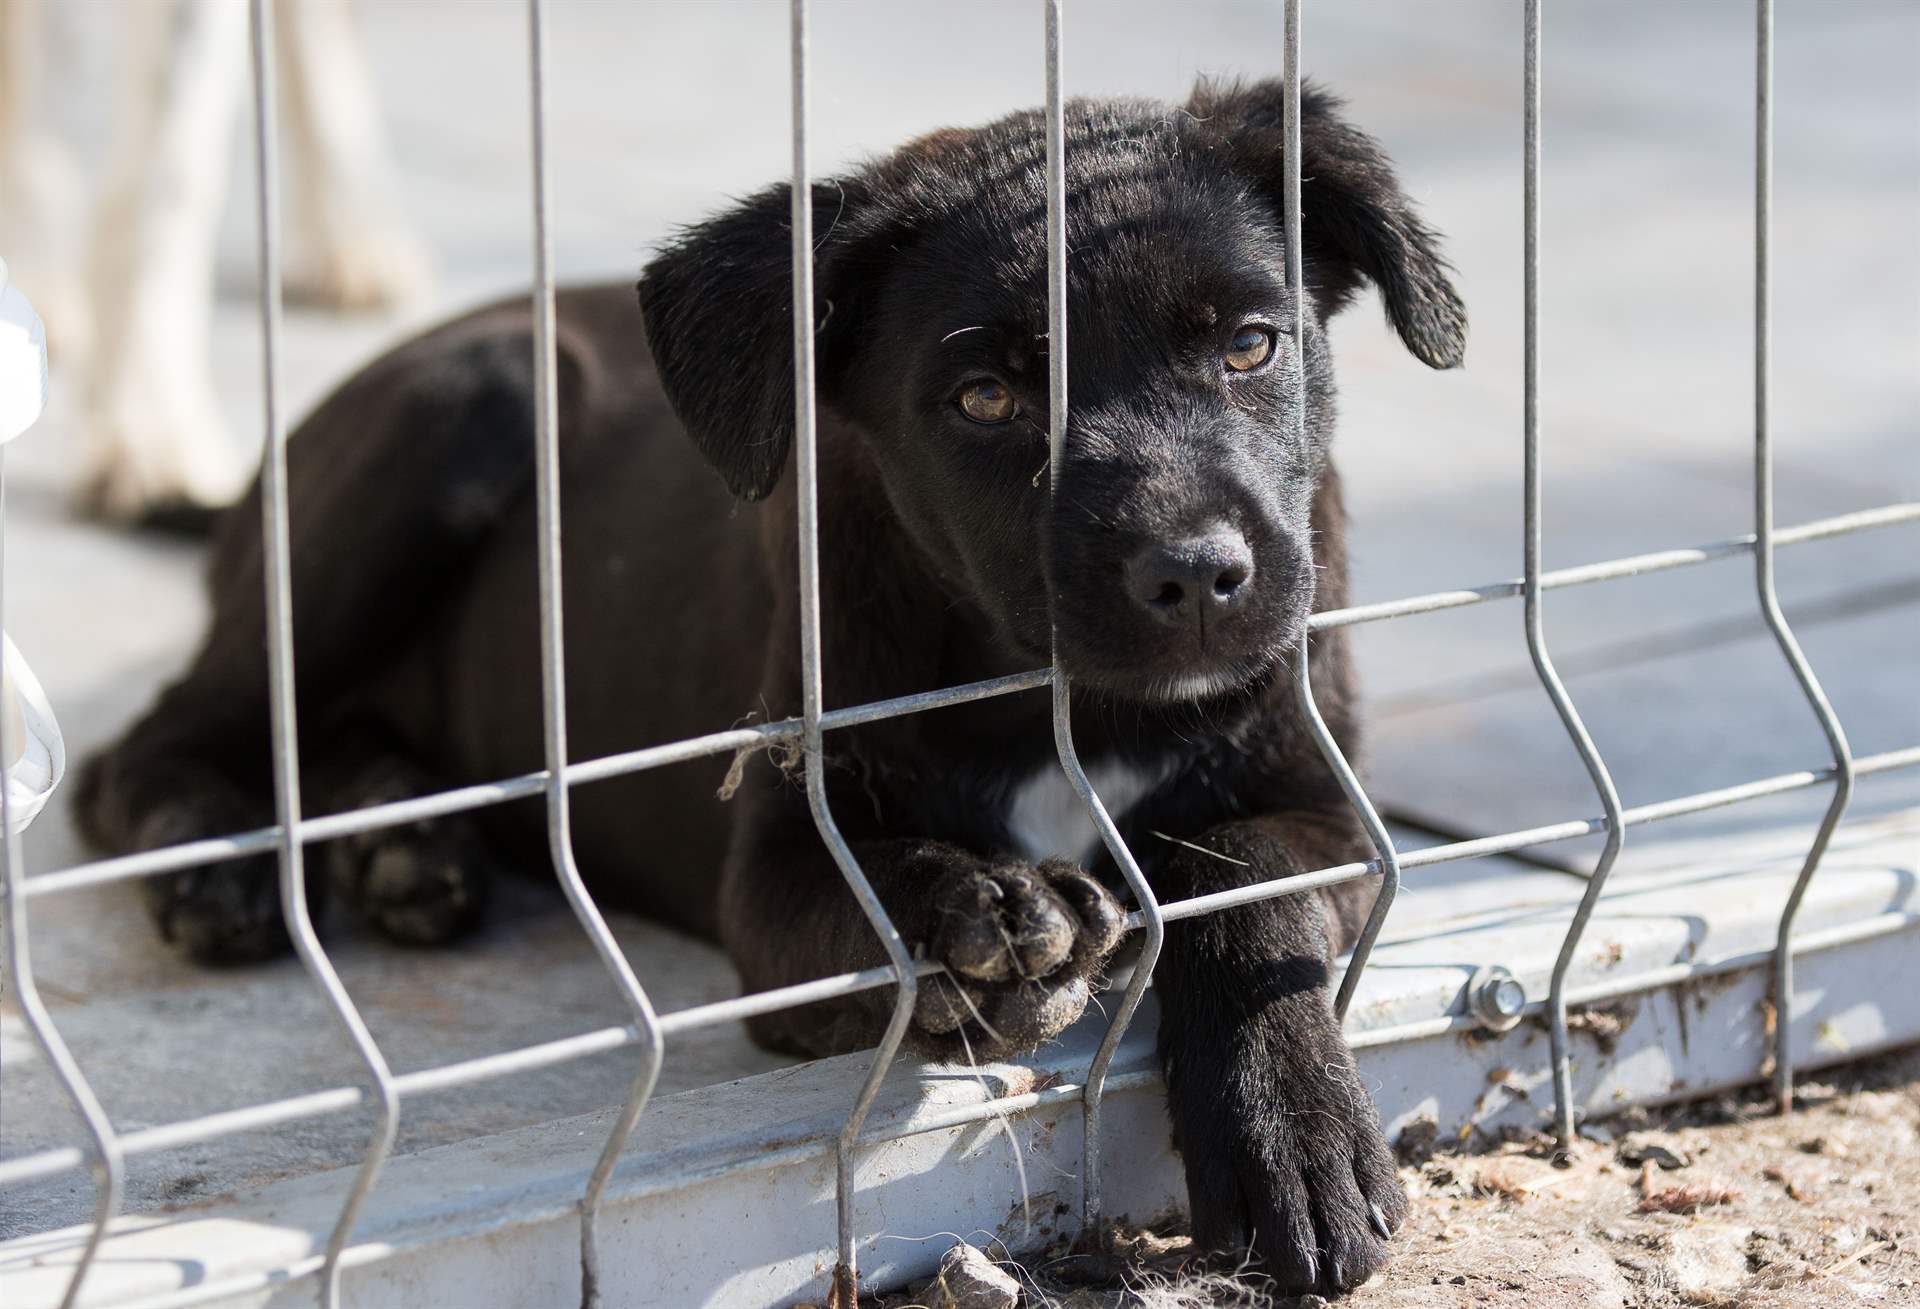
[81,79,1463,1295]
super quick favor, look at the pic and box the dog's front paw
[911,856,1125,1057]
[323,820,490,947]
[1174,1020,1407,1295]
[135,801,304,965]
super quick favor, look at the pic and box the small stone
[1395,1116,1440,1166]
[1618,1135,1690,1170]
[931,1242,1020,1309]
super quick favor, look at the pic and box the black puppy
[80,80,1463,1295]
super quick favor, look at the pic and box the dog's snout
[1125,528,1255,628]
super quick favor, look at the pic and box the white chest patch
[1005,758,1166,865]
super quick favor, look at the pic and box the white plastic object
[0,255,62,830]
[0,255,50,443]
[3,635,63,831]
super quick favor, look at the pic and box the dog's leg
[1152,808,1406,1297]
[306,716,491,948]
[722,827,1126,1062]
[80,0,250,524]
[275,0,430,312]
[0,0,91,360]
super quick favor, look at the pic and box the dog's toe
[1038,859,1127,963]
[934,865,1078,983]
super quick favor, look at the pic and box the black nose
[1125,528,1255,627]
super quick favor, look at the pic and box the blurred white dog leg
[79,0,250,523]
[278,0,431,312]
[0,0,91,363]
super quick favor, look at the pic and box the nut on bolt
[1468,964,1527,1033]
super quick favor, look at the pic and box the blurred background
[1,0,1914,1237]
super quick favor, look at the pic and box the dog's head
[640,81,1463,705]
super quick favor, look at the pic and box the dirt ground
[880,1045,1920,1309]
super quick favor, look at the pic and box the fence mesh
[1,1,1915,1307]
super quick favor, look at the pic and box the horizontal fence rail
[2,1,1915,1307]
[4,739,1916,1197]
[20,505,1911,903]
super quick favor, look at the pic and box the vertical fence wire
[247,3,400,1303]
[1276,0,1403,1023]
[1753,0,1856,1117]
[0,476,124,1309]
[1522,0,1629,1148]
[1039,0,1168,1242]
[784,4,921,1302]
[3,6,1908,1301]
[522,5,667,1305]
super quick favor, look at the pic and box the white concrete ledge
[4,812,1916,1309]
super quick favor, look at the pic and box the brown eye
[1225,325,1274,372]
[958,379,1018,424]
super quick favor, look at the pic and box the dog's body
[82,83,1463,1295]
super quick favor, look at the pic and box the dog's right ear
[638,180,870,502]
[1188,77,1467,370]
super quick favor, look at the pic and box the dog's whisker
[813,177,849,251]
[1148,830,1250,866]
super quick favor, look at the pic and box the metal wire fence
[1,1,1916,1306]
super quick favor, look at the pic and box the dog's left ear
[1189,78,1466,369]
[638,179,878,501]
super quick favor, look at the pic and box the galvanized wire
[522,4,667,1305]
[1040,0,1168,1239]
[1753,0,1856,1117]
[0,448,124,1309]
[2,742,1914,1198]
[4,4,1918,1295]
[1308,502,1919,631]
[248,4,400,1303]
[1278,0,1403,1022]
[14,504,1909,906]
[1523,0,1630,1149]
[20,890,1920,1309]
[785,4,920,1300]
[17,886,1915,1309]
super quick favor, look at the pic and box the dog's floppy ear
[1189,78,1466,369]
[638,180,872,501]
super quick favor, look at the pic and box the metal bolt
[1469,964,1528,1033]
